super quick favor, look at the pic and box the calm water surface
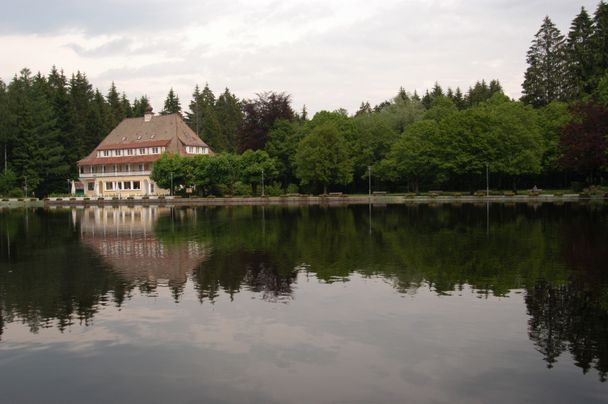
[0,203,607,403]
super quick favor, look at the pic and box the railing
[79,171,151,178]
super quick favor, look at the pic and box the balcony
[80,171,151,178]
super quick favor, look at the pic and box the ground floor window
[124,181,132,190]
[133,181,141,190]
[87,182,95,191]
[105,181,113,191]
[150,183,155,193]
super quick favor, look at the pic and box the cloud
[0,0,601,114]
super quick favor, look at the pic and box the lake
[0,203,607,403]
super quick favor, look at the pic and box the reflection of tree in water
[0,209,132,335]
[193,250,297,303]
[526,205,608,382]
[526,282,608,382]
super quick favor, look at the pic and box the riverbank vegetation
[1,2,608,196]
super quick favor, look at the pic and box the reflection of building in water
[79,206,208,289]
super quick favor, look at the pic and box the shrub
[570,181,584,193]
[8,188,24,198]
[503,191,515,196]
[286,183,299,194]
[474,191,485,197]
[232,182,250,196]
[265,183,283,196]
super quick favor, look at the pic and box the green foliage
[522,17,568,107]
[295,122,353,194]
[161,88,181,115]
[239,150,278,194]
[0,169,17,195]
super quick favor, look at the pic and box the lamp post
[261,168,265,197]
[67,179,71,195]
[170,171,174,196]
[486,163,489,197]
[368,166,372,198]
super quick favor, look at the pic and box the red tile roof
[78,154,161,165]
[97,140,170,150]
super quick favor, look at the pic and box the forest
[1,2,608,196]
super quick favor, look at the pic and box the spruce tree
[106,82,126,127]
[521,16,567,107]
[565,7,595,99]
[215,88,243,152]
[162,88,181,114]
[592,1,608,83]
[132,96,151,116]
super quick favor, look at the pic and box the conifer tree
[453,87,465,109]
[162,88,181,115]
[132,96,151,116]
[521,17,567,107]
[591,1,608,82]
[215,88,243,152]
[565,7,595,99]
[106,82,129,128]
[120,93,133,118]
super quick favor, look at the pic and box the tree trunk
[323,184,327,195]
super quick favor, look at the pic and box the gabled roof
[78,113,212,165]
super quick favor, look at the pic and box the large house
[78,109,212,197]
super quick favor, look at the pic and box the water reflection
[0,203,607,386]
[80,206,208,299]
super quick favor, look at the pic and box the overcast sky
[0,0,600,114]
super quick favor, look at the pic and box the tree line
[1,1,608,196]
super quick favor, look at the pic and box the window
[150,183,155,193]
[124,181,132,190]
[203,147,209,154]
[91,166,97,173]
[133,181,141,190]
[127,149,134,155]
[80,166,84,174]
[152,147,159,154]
[139,148,145,155]
[117,181,123,190]
[139,164,144,171]
[106,182,113,191]
[116,149,122,156]
[103,150,110,157]
[87,182,95,191]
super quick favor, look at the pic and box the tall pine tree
[162,88,181,114]
[522,17,567,107]
[565,7,595,99]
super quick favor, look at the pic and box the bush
[232,181,251,196]
[286,183,299,194]
[474,191,485,197]
[503,191,515,196]
[8,188,24,198]
[571,181,584,192]
[265,182,283,196]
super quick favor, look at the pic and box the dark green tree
[522,17,567,107]
[215,88,243,152]
[295,122,353,194]
[565,7,595,99]
[162,88,181,115]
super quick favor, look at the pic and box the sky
[0,0,600,114]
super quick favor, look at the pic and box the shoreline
[1,194,606,209]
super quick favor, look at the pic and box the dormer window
[150,135,155,139]
[137,135,142,140]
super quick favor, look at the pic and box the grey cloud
[0,0,237,35]
[67,37,133,57]
[54,0,602,114]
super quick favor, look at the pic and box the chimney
[144,106,154,122]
